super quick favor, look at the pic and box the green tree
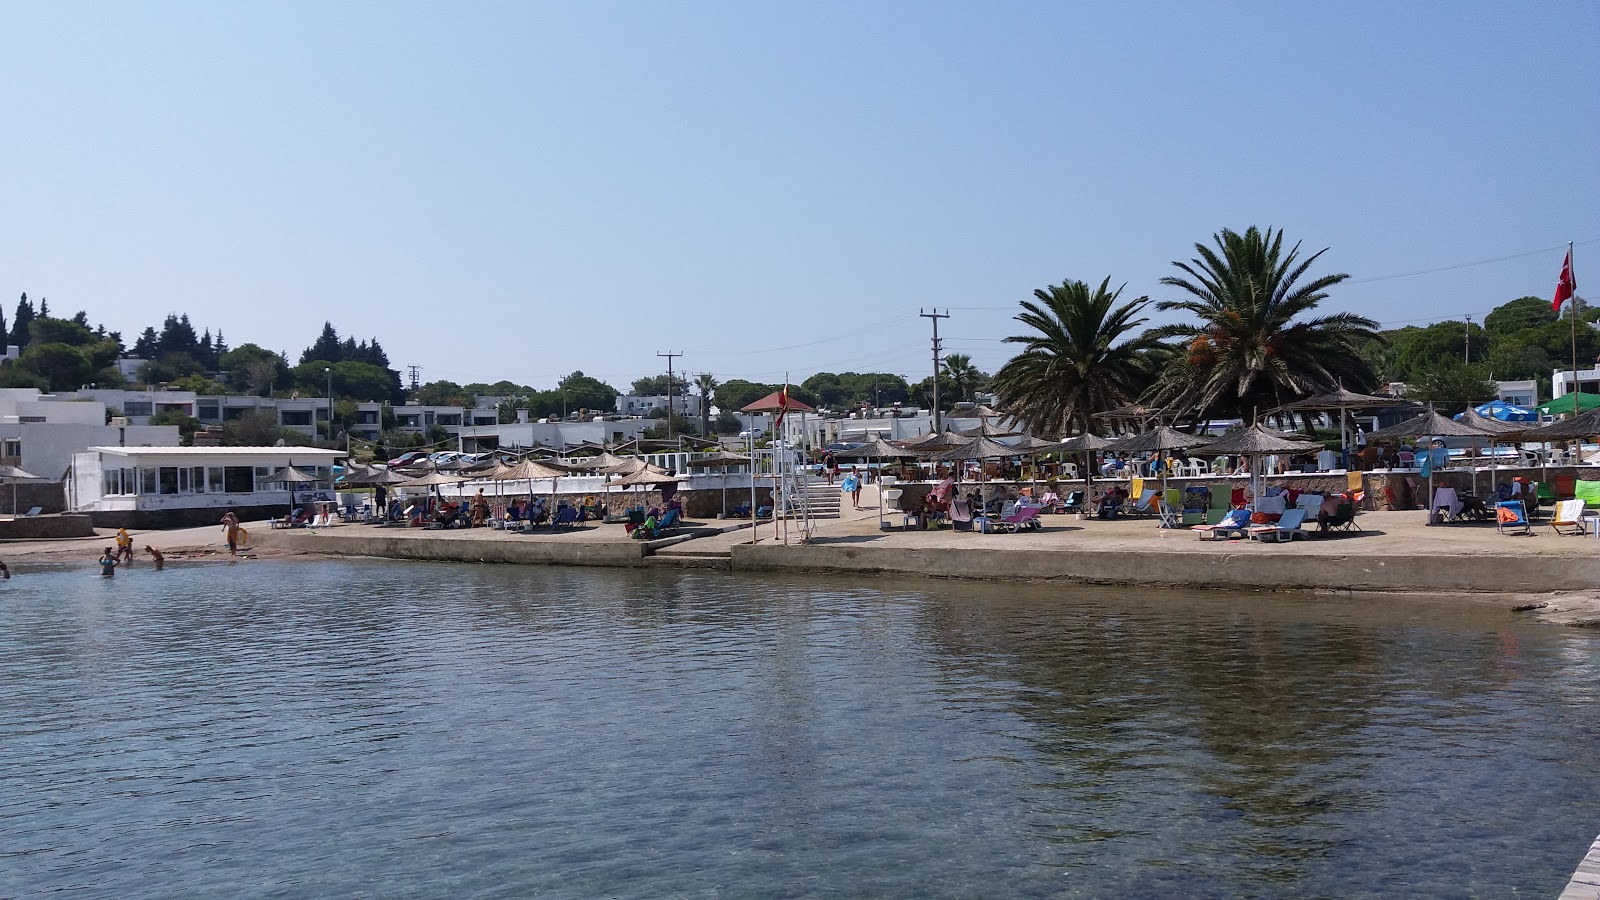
[220,344,290,396]
[301,322,344,365]
[149,410,202,444]
[1483,296,1557,335]
[292,360,396,402]
[26,317,95,347]
[1150,226,1380,419]
[413,380,471,407]
[693,372,718,436]
[1387,320,1487,381]
[557,371,621,412]
[940,353,986,402]
[10,294,36,348]
[18,342,94,391]
[1409,361,1496,415]
[630,373,689,396]
[989,277,1163,436]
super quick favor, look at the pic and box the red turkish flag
[1553,249,1576,312]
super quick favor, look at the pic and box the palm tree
[693,372,718,437]
[940,353,984,402]
[1149,226,1381,420]
[989,278,1164,437]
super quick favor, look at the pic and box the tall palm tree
[989,278,1164,437]
[1149,226,1381,420]
[940,353,984,402]
[693,372,718,437]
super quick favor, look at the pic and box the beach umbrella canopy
[946,404,1002,419]
[1454,405,1534,435]
[956,420,1019,438]
[1275,387,1400,413]
[1365,409,1491,441]
[1521,405,1600,441]
[1058,433,1118,452]
[348,466,411,486]
[1107,425,1213,454]
[607,466,680,487]
[1539,393,1600,416]
[1190,424,1323,457]
[686,450,753,468]
[740,390,816,414]
[264,466,319,484]
[834,437,909,459]
[1471,400,1538,422]
[402,471,471,487]
[924,436,1019,462]
[1005,435,1060,452]
[895,430,972,453]
[0,464,46,515]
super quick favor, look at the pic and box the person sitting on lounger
[506,498,525,522]
[1096,486,1127,519]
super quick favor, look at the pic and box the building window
[124,402,154,417]
[192,467,207,493]
[198,403,221,420]
[223,466,254,493]
[208,467,225,493]
[280,411,312,427]
[141,468,158,495]
[1,439,18,458]
[159,467,180,495]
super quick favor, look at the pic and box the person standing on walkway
[848,466,864,509]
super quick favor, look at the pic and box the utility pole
[920,309,949,432]
[407,365,421,392]
[657,350,682,439]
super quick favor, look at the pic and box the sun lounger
[950,498,974,532]
[1495,500,1531,535]
[992,503,1042,532]
[23,506,41,517]
[1575,480,1600,510]
[1249,507,1308,543]
[1124,489,1158,517]
[1193,508,1251,541]
[1550,498,1587,536]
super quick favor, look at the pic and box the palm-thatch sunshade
[946,404,1002,419]
[1365,409,1490,441]
[957,420,1019,438]
[834,437,910,460]
[402,470,471,487]
[1058,433,1118,452]
[1521,405,1600,441]
[1275,386,1416,466]
[1107,426,1213,454]
[607,466,680,487]
[1005,435,1059,452]
[0,464,46,517]
[895,430,972,453]
[1455,405,1533,436]
[1093,403,1162,423]
[686,451,752,468]
[1191,424,1323,457]
[925,436,1019,462]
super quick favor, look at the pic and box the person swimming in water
[144,545,164,571]
[98,548,118,578]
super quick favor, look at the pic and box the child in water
[144,546,164,571]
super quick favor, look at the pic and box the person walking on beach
[220,511,241,555]
[98,548,118,578]
[822,450,837,485]
[115,527,135,564]
[848,466,864,510]
[144,546,164,571]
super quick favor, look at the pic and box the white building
[69,445,345,527]
[1552,363,1600,400]
[1495,380,1538,408]
[54,388,198,425]
[0,389,180,482]
[457,418,652,453]
[615,394,703,418]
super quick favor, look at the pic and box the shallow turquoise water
[2,559,1597,898]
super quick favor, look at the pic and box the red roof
[741,389,815,414]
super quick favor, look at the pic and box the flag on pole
[772,383,791,431]
[1553,248,1577,312]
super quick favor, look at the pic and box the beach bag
[1251,511,1270,524]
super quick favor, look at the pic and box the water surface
[2,560,1596,897]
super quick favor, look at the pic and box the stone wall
[2,481,66,515]
[0,513,95,539]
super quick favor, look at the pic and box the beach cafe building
[68,446,345,528]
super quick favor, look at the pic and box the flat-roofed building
[69,445,345,527]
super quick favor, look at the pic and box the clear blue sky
[2,1,1596,392]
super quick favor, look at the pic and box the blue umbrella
[1471,401,1537,422]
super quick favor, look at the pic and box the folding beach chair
[1156,497,1180,529]
[1549,499,1587,536]
[1125,489,1159,517]
[1495,500,1531,535]
[950,498,974,532]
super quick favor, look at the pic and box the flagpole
[1568,241,1579,422]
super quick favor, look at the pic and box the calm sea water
[2,559,1597,898]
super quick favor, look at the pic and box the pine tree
[132,327,161,357]
[301,322,343,365]
[213,330,228,358]
[11,294,36,348]
[38,297,48,318]
[199,330,215,369]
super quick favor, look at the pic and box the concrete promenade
[1563,833,1600,900]
[10,484,1600,602]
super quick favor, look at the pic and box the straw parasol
[834,437,915,530]
[1522,405,1600,441]
[956,420,1019,438]
[1275,386,1408,465]
[1454,405,1538,497]
[688,451,752,517]
[1093,403,1162,433]
[1191,424,1323,506]
[895,429,972,453]
[946,404,1002,419]
[925,436,1020,508]
[1059,432,1118,501]
[0,464,46,516]
[1106,426,1213,492]
[265,465,322,520]
[1365,409,1491,520]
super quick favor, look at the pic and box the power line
[1344,238,1600,285]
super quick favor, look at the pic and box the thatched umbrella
[1106,426,1214,492]
[1366,409,1491,519]
[1454,405,1538,495]
[957,420,1019,438]
[1093,403,1162,433]
[688,450,752,517]
[1191,424,1323,507]
[925,436,1019,509]
[947,405,998,419]
[1276,386,1409,466]
[836,437,917,529]
[1059,432,1118,502]
[0,464,46,516]
[264,465,320,521]
[895,429,972,454]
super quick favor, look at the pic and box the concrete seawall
[730,542,1600,594]
[253,530,652,568]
